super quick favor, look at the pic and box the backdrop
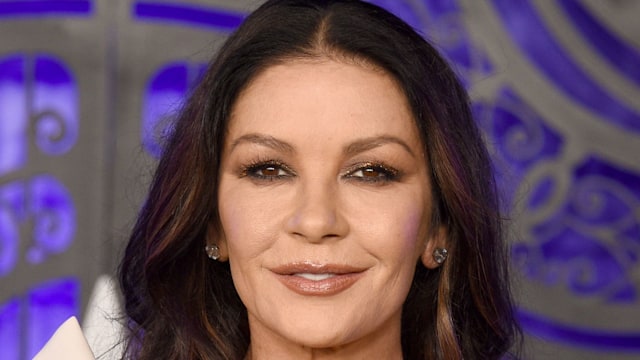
[1,1,639,359]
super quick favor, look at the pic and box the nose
[285,177,348,242]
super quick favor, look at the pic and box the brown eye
[242,161,293,181]
[347,163,399,183]
[361,168,382,178]
[351,168,384,179]
[259,166,281,177]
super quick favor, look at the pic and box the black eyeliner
[343,161,402,183]
[238,159,294,180]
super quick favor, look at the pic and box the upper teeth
[296,273,335,281]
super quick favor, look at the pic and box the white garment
[32,317,95,360]
[82,275,125,359]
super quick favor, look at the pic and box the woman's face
[217,59,440,354]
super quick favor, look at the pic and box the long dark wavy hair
[119,0,521,359]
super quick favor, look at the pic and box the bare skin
[215,59,445,359]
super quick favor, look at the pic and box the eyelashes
[343,162,400,183]
[239,159,295,181]
[238,159,402,184]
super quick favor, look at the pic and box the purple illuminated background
[0,1,91,19]
[0,52,80,360]
[1,0,639,358]
[143,62,207,158]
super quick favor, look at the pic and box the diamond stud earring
[205,244,220,260]
[433,248,448,265]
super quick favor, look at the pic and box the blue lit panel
[0,208,20,277]
[0,52,79,358]
[27,175,76,264]
[26,278,80,359]
[0,1,92,19]
[32,56,79,156]
[0,181,26,277]
[133,1,244,32]
[0,278,79,360]
[0,175,76,272]
[0,54,78,177]
[0,299,20,360]
[143,62,206,158]
[0,56,27,177]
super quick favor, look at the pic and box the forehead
[227,59,422,148]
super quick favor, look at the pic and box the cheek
[218,186,276,259]
[218,186,280,301]
[397,204,428,260]
[360,197,429,262]
[401,209,425,250]
[219,191,259,257]
[219,193,245,247]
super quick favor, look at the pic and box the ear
[420,226,448,269]
[206,223,229,262]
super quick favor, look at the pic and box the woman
[119,0,521,359]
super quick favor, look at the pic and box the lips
[270,262,367,296]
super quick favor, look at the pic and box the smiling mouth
[271,263,366,296]
[295,273,335,281]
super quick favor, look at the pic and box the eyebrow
[229,133,415,158]
[230,133,295,154]
[344,135,416,158]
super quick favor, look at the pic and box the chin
[277,318,358,349]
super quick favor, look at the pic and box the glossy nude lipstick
[270,262,366,296]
